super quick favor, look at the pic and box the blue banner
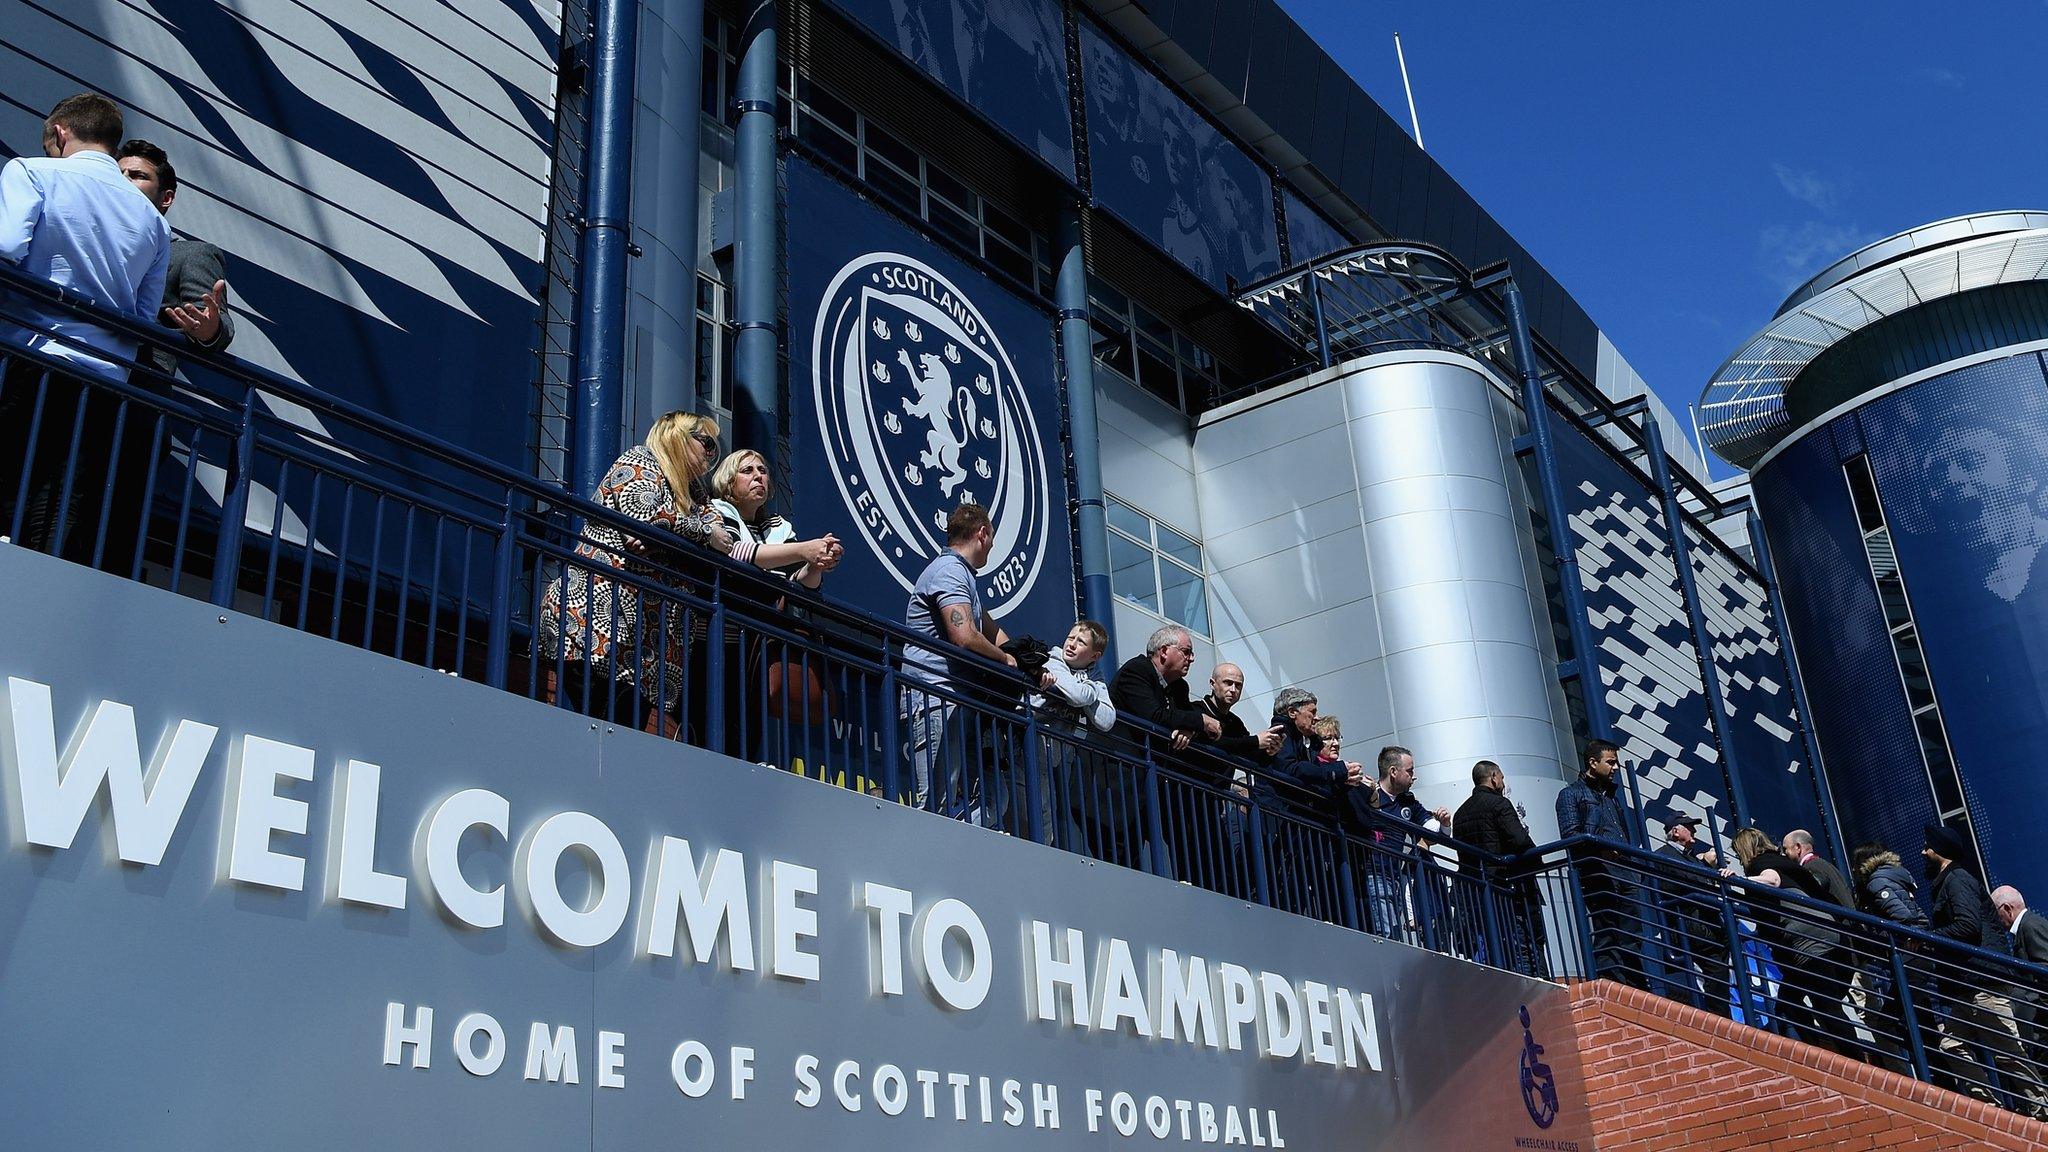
[825,0,1075,179]
[1284,190,1351,267]
[1079,21,1280,292]
[787,157,1076,645]
[1855,353,2048,882]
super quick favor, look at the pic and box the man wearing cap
[1655,814,1730,1015]
[1926,822,2044,1114]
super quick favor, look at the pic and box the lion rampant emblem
[897,348,979,498]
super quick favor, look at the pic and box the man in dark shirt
[1453,760,1541,971]
[1196,662,1281,761]
[1926,823,2043,1113]
[1554,740,1645,988]
[1784,829,1854,909]
[116,140,234,376]
[1654,815,1731,1015]
[1362,745,1449,944]
[1102,625,1215,877]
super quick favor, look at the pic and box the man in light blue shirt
[0,93,171,379]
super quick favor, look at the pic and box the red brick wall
[1569,980,2048,1151]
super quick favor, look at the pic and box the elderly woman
[707,449,842,587]
[540,411,731,726]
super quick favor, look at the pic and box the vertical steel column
[1307,272,1333,369]
[1055,207,1115,655]
[571,0,641,497]
[1640,409,1752,832]
[731,0,781,471]
[1749,515,1851,874]
[1506,280,1629,835]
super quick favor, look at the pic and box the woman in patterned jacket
[541,411,732,727]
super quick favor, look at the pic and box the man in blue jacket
[1555,739,1646,988]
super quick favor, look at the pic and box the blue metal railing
[12,262,2048,1117]
[1520,835,2048,1115]
[0,261,1545,976]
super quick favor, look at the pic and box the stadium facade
[1704,211,2048,905]
[6,0,1836,853]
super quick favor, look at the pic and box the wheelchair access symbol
[1519,1004,1559,1129]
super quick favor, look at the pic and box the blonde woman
[707,449,842,589]
[541,412,732,725]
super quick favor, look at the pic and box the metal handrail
[0,265,1542,971]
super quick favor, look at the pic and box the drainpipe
[1641,409,1752,837]
[1056,206,1115,659]
[1507,279,1635,846]
[571,0,641,497]
[731,0,781,470]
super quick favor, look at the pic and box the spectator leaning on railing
[1029,620,1114,849]
[1728,828,1859,1058]
[1555,739,1645,988]
[901,502,1015,819]
[1454,760,1542,971]
[540,412,733,729]
[1,93,170,562]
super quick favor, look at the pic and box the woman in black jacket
[1731,828,1859,1057]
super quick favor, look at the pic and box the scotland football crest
[812,253,1052,614]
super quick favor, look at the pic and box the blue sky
[1274,2,2048,476]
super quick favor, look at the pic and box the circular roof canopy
[1699,212,2048,469]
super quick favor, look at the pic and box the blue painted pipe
[571,0,640,498]
[1506,280,1634,845]
[1641,409,1753,834]
[1055,207,1115,658]
[732,0,780,471]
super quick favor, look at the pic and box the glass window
[1109,533,1157,612]
[1159,561,1209,635]
[1105,495,1209,637]
[1158,523,1201,569]
[1846,456,1886,534]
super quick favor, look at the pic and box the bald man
[1784,829,1855,909]
[1198,663,1282,761]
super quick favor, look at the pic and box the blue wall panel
[1752,428,1933,873]
[826,0,1075,178]
[1282,189,1351,267]
[1079,21,1280,293]
[1683,523,1828,844]
[1551,420,1731,842]
[785,157,1075,643]
[1854,352,2048,888]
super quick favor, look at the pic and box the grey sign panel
[0,547,1589,1150]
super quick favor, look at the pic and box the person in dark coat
[1729,828,1858,1057]
[1555,739,1644,988]
[1653,814,1731,1016]
[115,140,234,376]
[1849,842,1930,1074]
[1102,625,1214,876]
[1784,829,1855,909]
[1925,823,2044,1113]
[1257,687,1364,917]
[1453,760,1542,972]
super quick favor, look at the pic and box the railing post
[1308,274,1333,369]
[1479,859,1510,971]
[879,667,902,804]
[1563,848,1599,980]
[704,598,726,755]
[209,388,258,609]
[1022,716,1046,845]
[1890,947,1932,1084]
[484,495,518,689]
[1141,754,1170,880]
[1247,804,1273,907]
[1332,828,1361,932]
[1715,871,1750,1022]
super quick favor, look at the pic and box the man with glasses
[1103,625,1215,877]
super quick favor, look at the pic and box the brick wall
[1569,980,2048,1151]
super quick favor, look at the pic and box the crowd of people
[10,94,2048,1114]
[1,93,235,571]
[1555,721,2048,1113]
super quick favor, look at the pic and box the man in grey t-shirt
[902,502,1015,817]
